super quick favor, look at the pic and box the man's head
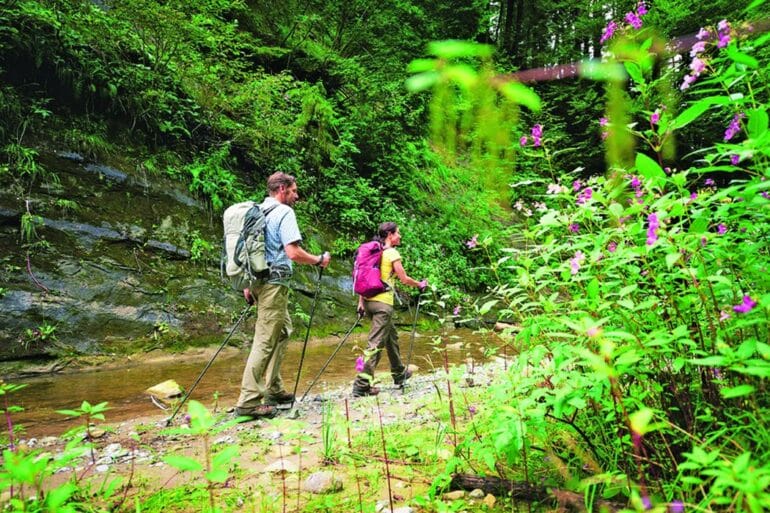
[267,172,298,206]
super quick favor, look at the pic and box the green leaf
[427,40,494,59]
[624,62,644,85]
[212,445,239,467]
[497,82,541,112]
[672,102,711,129]
[405,72,440,92]
[479,300,498,315]
[163,455,203,472]
[727,45,758,68]
[665,252,681,269]
[579,60,627,82]
[747,109,768,140]
[407,58,438,73]
[206,468,229,483]
[629,408,654,435]
[635,152,665,180]
[720,384,756,398]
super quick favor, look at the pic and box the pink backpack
[352,240,390,297]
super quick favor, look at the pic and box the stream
[9,328,497,438]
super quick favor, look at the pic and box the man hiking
[352,222,426,397]
[235,172,330,419]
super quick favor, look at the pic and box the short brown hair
[267,172,296,194]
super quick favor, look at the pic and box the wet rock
[145,380,183,399]
[303,471,343,494]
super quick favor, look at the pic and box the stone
[483,494,496,508]
[392,508,414,513]
[469,488,485,499]
[145,379,183,399]
[444,490,465,500]
[303,471,343,494]
[262,459,298,473]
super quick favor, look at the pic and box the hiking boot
[394,369,413,387]
[234,405,277,419]
[352,387,380,398]
[264,391,295,406]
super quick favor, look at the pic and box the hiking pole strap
[166,304,251,426]
[300,311,363,402]
[290,266,324,409]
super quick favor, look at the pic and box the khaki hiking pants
[237,283,293,409]
[352,300,407,393]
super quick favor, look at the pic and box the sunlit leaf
[720,384,756,398]
[497,81,541,112]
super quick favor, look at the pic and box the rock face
[303,471,343,494]
[0,151,352,360]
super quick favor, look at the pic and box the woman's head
[377,222,400,245]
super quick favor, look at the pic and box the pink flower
[625,11,642,30]
[690,57,706,75]
[646,212,659,246]
[453,306,461,316]
[717,223,727,235]
[466,235,478,249]
[690,41,707,57]
[705,178,715,186]
[720,310,731,322]
[573,180,582,192]
[730,154,740,165]
[733,295,757,314]
[636,2,648,16]
[599,117,609,127]
[696,27,710,40]
[650,110,660,125]
[569,251,585,275]
[569,223,580,233]
[608,241,617,253]
[355,356,365,372]
[586,326,601,337]
[680,74,697,90]
[519,135,528,146]
[600,21,617,44]
[577,187,593,205]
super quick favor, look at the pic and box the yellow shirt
[365,247,400,305]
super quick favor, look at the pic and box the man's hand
[243,288,254,305]
[318,251,331,268]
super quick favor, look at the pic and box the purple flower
[733,295,757,314]
[700,237,707,247]
[717,223,727,235]
[577,187,593,205]
[762,191,769,199]
[468,405,477,415]
[669,500,685,513]
[453,306,461,316]
[600,21,617,44]
[690,57,706,75]
[519,135,528,146]
[717,20,731,48]
[599,117,609,127]
[730,154,740,166]
[690,41,707,57]
[641,495,652,510]
[696,27,710,40]
[646,213,659,246]
[531,124,543,147]
[355,356,365,372]
[608,241,617,253]
[569,223,580,233]
[650,111,660,125]
[724,113,743,141]
[625,11,642,30]
[718,33,731,48]
[573,180,582,192]
[466,235,478,249]
[680,73,697,90]
[569,251,585,275]
[705,178,715,186]
[636,1,648,16]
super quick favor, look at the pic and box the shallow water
[8,328,499,438]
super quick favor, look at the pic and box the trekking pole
[300,311,363,402]
[404,290,423,389]
[165,303,252,426]
[290,266,324,410]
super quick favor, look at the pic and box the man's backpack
[222,202,278,291]
[352,240,390,298]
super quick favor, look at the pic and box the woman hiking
[352,222,427,397]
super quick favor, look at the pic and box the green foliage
[443,12,770,511]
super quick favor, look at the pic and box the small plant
[57,400,111,463]
[162,400,241,512]
[320,399,339,465]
